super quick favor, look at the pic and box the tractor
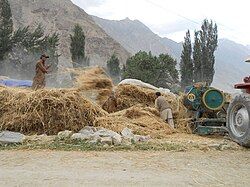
[226,58,250,147]
[183,58,250,147]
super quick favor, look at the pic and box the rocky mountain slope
[93,16,181,59]
[213,39,250,92]
[93,16,250,92]
[9,0,130,68]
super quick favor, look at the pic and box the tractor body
[226,71,250,147]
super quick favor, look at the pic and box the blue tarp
[0,79,33,87]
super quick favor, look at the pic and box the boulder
[57,130,73,139]
[95,128,122,145]
[0,131,25,144]
[100,137,113,145]
[121,128,134,140]
[134,135,151,142]
[112,134,122,145]
[71,133,92,141]
[79,126,97,134]
[25,134,56,144]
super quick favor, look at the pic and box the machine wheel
[227,95,250,147]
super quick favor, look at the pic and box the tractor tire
[227,95,250,147]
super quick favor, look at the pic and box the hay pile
[115,84,176,110]
[94,105,174,138]
[0,67,192,137]
[0,87,107,135]
[115,84,191,133]
[73,67,113,105]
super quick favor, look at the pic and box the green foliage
[123,51,179,88]
[107,54,120,77]
[1,23,60,82]
[0,0,13,60]
[70,24,88,67]
[193,31,202,82]
[193,19,218,85]
[180,30,193,88]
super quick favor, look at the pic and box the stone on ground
[0,131,25,144]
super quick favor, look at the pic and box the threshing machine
[183,83,228,135]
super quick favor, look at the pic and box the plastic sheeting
[0,79,32,87]
[118,79,175,97]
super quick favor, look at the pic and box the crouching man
[155,92,175,128]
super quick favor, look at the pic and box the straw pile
[114,84,192,133]
[0,67,193,137]
[73,67,113,105]
[115,84,176,110]
[94,105,174,138]
[0,87,107,135]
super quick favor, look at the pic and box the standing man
[155,92,175,128]
[32,54,50,90]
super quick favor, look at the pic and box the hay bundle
[0,88,107,135]
[94,105,174,138]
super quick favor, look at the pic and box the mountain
[9,0,130,68]
[212,39,250,93]
[92,16,181,59]
[93,16,250,92]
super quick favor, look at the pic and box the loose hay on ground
[115,84,191,133]
[94,105,174,138]
[0,88,107,135]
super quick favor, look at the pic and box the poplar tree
[180,30,193,88]
[0,0,13,61]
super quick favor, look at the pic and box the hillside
[92,16,180,59]
[212,39,250,92]
[9,0,130,68]
[93,16,250,92]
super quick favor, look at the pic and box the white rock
[71,133,92,141]
[95,128,118,137]
[0,131,25,144]
[121,128,134,139]
[121,138,132,145]
[25,134,56,143]
[100,137,113,145]
[57,130,73,139]
[134,135,151,142]
[112,134,122,145]
[79,126,97,134]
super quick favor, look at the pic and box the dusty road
[0,150,249,186]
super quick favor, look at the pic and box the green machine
[183,83,228,135]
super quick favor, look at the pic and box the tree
[193,30,202,83]
[70,24,88,67]
[2,24,60,82]
[123,51,179,88]
[193,19,218,85]
[107,53,120,77]
[180,30,193,88]
[0,0,13,61]
[200,19,218,85]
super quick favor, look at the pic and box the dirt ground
[0,150,249,186]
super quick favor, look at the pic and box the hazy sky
[71,0,250,45]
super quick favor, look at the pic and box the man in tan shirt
[32,54,50,90]
[155,92,175,128]
[102,91,118,113]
